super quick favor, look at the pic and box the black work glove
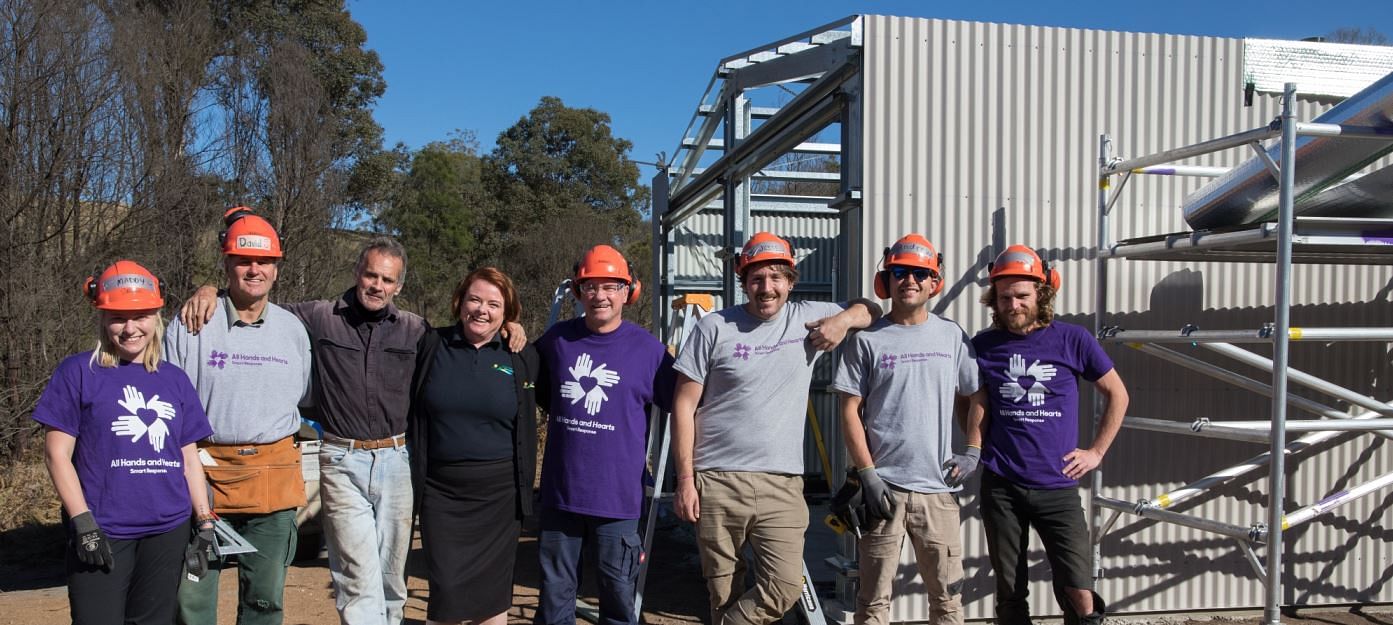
[943,447,982,488]
[71,511,114,570]
[185,524,216,580]
[856,466,897,521]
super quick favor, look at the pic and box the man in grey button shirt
[671,231,880,625]
[830,234,985,625]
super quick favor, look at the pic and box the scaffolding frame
[1093,83,1393,625]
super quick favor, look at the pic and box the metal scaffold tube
[1101,327,1393,343]
[1265,470,1393,537]
[1091,134,1111,584]
[1126,343,1352,421]
[1093,495,1256,542]
[1123,417,1271,444]
[1198,418,1393,432]
[1200,342,1393,419]
[1100,125,1280,175]
[1262,81,1298,625]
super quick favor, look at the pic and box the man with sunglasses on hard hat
[831,234,986,625]
[164,207,313,625]
[970,246,1128,625]
[533,244,675,625]
[671,232,881,625]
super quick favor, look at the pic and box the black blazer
[407,325,540,520]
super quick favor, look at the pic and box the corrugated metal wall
[858,15,1393,619]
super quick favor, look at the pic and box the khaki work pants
[694,471,808,625]
[855,489,964,625]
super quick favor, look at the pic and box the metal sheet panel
[1245,38,1393,98]
[1181,70,1393,229]
[859,15,1393,619]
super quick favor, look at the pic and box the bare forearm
[841,298,882,328]
[963,390,987,448]
[44,431,87,517]
[839,394,874,469]
[1088,371,1129,457]
[183,444,211,518]
[671,378,703,477]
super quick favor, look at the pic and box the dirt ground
[0,517,710,625]
[1,520,1390,625]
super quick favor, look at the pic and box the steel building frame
[653,15,863,331]
[1093,83,1393,625]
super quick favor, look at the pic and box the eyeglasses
[889,266,937,282]
[578,282,628,295]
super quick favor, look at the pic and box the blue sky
[349,0,1392,180]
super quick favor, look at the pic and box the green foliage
[376,138,486,322]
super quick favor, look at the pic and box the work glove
[943,447,982,488]
[71,511,114,570]
[185,524,216,580]
[856,466,897,521]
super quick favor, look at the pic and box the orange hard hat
[573,244,641,305]
[84,260,164,311]
[988,245,1061,290]
[220,207,283,258]
[875,234,944,298]
[735,232,795,277]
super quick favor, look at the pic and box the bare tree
[1325,27,1390,45]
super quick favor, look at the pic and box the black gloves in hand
[856,466,897,521]
[943,446,982,488]
[185,525,216,580]
[71,511,113,569]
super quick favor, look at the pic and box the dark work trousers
[536,507,643,625]
[979,471,1096,625]
[67,519,191,625]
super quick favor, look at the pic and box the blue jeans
[319,440,414,625]
[536,508,642,625]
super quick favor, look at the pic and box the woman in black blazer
[407,267,539,625]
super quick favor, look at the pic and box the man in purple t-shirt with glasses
[534,244,676,625]
[969,245,1129,625]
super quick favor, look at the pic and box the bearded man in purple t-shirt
[968,246,1128,625]
[534,245,676,625]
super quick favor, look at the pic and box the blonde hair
[90,311,165,373]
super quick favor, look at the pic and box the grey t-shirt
[830,315,980,493]
[674,299,846,474]
[164,296,312,444]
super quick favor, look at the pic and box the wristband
[966,444,982,450]
[677,474,694,481]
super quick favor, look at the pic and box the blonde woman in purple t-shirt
[33,260,215,625]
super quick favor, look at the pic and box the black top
[408,324,540,520]
[420,326,516,462]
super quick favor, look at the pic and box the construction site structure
[655,13,1393,622]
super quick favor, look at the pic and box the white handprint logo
[110,385,176,451]
[560,353,621,416]
[998,353,1056,407]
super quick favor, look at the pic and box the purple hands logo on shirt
[108,384,176,452]
[559,352,622,416]
[732,343,752,360]
[997,353,1057,407]
[207,350,228,369]
[879,353,897,370]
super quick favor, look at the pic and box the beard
[1000,306,1038,332]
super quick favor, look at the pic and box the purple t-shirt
[972,322,1113,489]
[32,353,213,539]
[536,319,675,519]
